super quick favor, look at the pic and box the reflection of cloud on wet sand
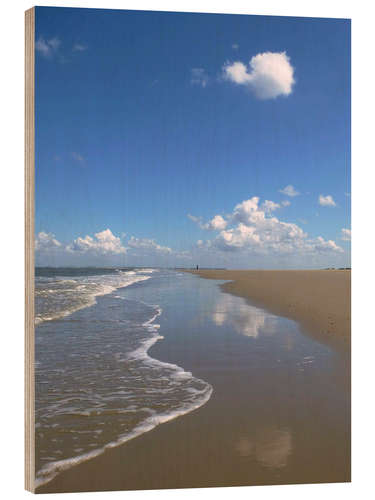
[235,427,292,468]
[212,294,275,338]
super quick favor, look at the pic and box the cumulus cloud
[223,51,295,99]
[281,200,291,207]
[319,194,336,207]
[279,185,299,197]
[209,215,228,230]
[35,228,195,266]
[314,237,342,253]
[36,36,61,58]
[67,229,126,255]
[188,213,227,231]
[191,68,209,88]
[214,223,261,251]
[35,232,62,251]
[189,196,343,256]
[128,237,172,254]
[341,228,351,241]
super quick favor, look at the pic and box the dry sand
[187,269,351,353]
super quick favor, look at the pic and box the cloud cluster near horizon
[223,52,295,99]
[34,228,184,266]
[35,209,347,267]
[189,196,343,256]
[66,229,126,255]
[35,231,62,252]
[128,236,172,255]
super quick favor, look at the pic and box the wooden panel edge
[25,6,35,493]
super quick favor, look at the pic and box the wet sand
[37,272,350,493]
[188,270,351,353]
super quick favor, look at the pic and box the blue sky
[35,7,350,268]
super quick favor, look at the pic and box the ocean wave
[35,298,213,488]
[35,270,152,325]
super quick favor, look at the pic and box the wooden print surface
[25,6,351,493]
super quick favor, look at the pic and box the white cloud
[128,237,172,254]
[319,194,336,207]
[281,200,291,207]
[35,228,182,265]
[35,38,51,57]
[314,236,342,253]
[35,232,62,251]
[188,213,227,231]
[341,228,351,241]
[36,36,61,58]
[261,200,281,213]
[73,43,88,52]
[48,37,61,50]
[209,215,227,230]
[67,229,126,255]
[279,185,299,197]
[223,51,295,99]
[231,197,263,224]
[215,223,261,251]
[187,214,202,225]
[224,61,251,84]
[191,68,209,88]
[190,196,343,256]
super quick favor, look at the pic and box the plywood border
[25,6,35,493]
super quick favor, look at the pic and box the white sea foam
[35,271,151,325]
[36,383,212,488]
[35,379,212,489]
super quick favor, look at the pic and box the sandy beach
[37,270,350,493]
[187,269,351,353]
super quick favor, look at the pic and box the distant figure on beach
[196,265,199,270]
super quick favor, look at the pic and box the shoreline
[185,269,351,353]
[36,270,350,493]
